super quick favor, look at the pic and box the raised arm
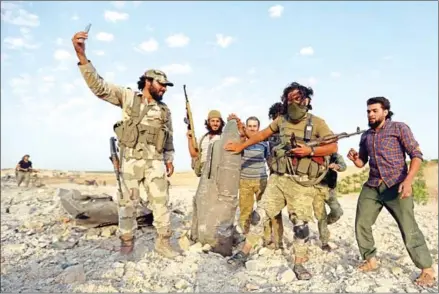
[72,31,129,107]
[187,132,199,158]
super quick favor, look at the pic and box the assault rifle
[306,126,366,147]
[286,127,366,156]
[183,85,198,151]
[109,137,123,201]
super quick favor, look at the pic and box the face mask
[287,102,307,121]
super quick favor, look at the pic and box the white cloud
[3,36,39,50]
[55,38,64,46]
[247,68,256,75]
[216,34,234,48]
[54,49,72,61]
[114,62,127,72]
[221,76,240,87]
[96,32,114,42]
[1,3,40,27]
[104,72,116,82]
[145,25,154,32]
[134,38,159,53]
[330,71,341,78]
[298,77,317,87]
[71,14,79,21]
[93,50,106,56]
[268,5,284,18]
[104,10,129,22]
[211,76,240,92]
[61,83,75,93]
[133,1,142,7]
[3,22,39,50]
[383,55,393,60]
[299,46,314,56]
[9,74,31,89]
[160,63,192,75]
[19,27,31,35]
[165,33,190,48]
[112,1,126,9]
[42,76,55,83]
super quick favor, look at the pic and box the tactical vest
[113,92,170,158]
[270,114,330,187]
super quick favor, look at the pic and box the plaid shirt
[359,119,423,188]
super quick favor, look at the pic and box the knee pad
[250,207,267,226]
[293,222,310,240]
[250,210,261,226]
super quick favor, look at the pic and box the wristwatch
[310,146,315,156]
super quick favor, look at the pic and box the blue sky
[1,1,438,172]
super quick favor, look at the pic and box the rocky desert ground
[1,165,438,293]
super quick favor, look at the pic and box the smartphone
[84,23,92,33]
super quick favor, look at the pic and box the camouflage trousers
[313,186,343,245]
[313,185,330,244]
[118,158,171,239]
[246,174,315,259]
[16,171,31,187]
[238,178,283,246]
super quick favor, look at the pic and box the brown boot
[119,234,135,255]
[155,233,180,259]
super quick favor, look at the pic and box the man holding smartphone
[71,28,180,259]
[347,96,435,287]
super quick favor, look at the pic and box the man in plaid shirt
[347,96,435,287]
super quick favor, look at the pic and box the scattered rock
[202,244,211,253]
[258,247,269,256]
[277,268,295,283]
[175,279,189,290]
[178,236,191,251]
[189,242,203,253]
[391,266,403,277]
[56,264,86,284]
[245,260,265,272]
[100,226,116,238]
[245,283,259,291]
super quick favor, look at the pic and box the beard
[149,87,163,102]
[206,125,222,135]
[368,118,383,129]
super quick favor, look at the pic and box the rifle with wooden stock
[183,85,198,152]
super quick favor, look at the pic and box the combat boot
[155,233,180,259]
[119,234,135,255]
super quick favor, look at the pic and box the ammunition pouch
[113,119,139,149]
[137,124,168,154]
[114,120,169,154]
[270,149,290,175]
[270,146,330,187]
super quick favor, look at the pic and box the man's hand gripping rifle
[183,85,198,151]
